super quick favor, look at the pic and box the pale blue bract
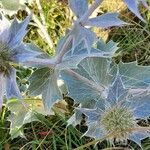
[0,0,150,146]
[0,14,41,108]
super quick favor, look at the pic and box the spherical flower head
[79,75,150,147]
[101,106,134,141]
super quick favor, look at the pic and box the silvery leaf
[12,43,42,63]
[7,99,49,139]
[0,14,10,43]
[107,74,129,106]
[124,0,145,22]
[97,39,118,54]
[28,67,62,110]
[71,25,96,53]
[8,15,31,48]
[85,13,127,28]
[56,34,72,54]
[129,93,150,118]
[56,39,118,70]
[78,57,112,86]
[67,113,77,126]
[69,0,88,18]
[77,108,102,123]
[61,57,112,105]
[67,98,98,126]
[0,0,31,15]
[1,0,20,11]
[70,110,84,125]
[84,122,105,139]
[110,61,150,88]
[6,68,21,99]
[129,131,150,147]
[55,40,86,70]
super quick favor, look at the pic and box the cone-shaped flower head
[79,75,150,147]
[0,14,41,108]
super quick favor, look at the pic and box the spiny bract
[0,14,41,108]
[78,75,150,147]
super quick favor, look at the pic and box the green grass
[1,108,149,150]
[109,3,150,65]
[1,0,150,150]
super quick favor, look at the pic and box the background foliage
[0,0,150,149]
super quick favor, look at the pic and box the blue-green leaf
[71,25,96,52]
[124,0,146,22]
[61,57,112,105]
[106,75,128,106]
[12,43,42,64]
[9,15,31,48]
[85,13,127,28]
[7,99,49,139]
[56,39,118,70]
[6,68,21,99]
[97,39,118,54]
[69,0,88,18]
[129,131,150,147]
[28,68,62,110]
[129,92,150,118]
[110,62,150,88]
[84,122,105,139]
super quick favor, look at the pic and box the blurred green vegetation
[20,0,72,55]
[0,0,150,149]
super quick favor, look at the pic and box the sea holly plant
[61,58,150,122]
[27,0,127,111]
[77,74,150,148]
[0,0,149,149]
[0,14,41,109]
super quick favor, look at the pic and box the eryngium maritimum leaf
[85,13,127,28]
[69,0,88,18]
[61,57,112,105]
[110,61,150,88]
[78,75,150,147]
[28,67,62,110]
[1,0,20,11]
[124,0,150,22]
[7,99,49,139]
[56,39,118,70]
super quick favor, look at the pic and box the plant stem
[55,35,73,64]
[35,0,46,26]
[74,139,101,150]
[129,88,150,95]
[23,58,56,68]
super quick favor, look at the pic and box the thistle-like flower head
[0,14,41,108]
[79,75,150,147]
[101,105,135,140]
